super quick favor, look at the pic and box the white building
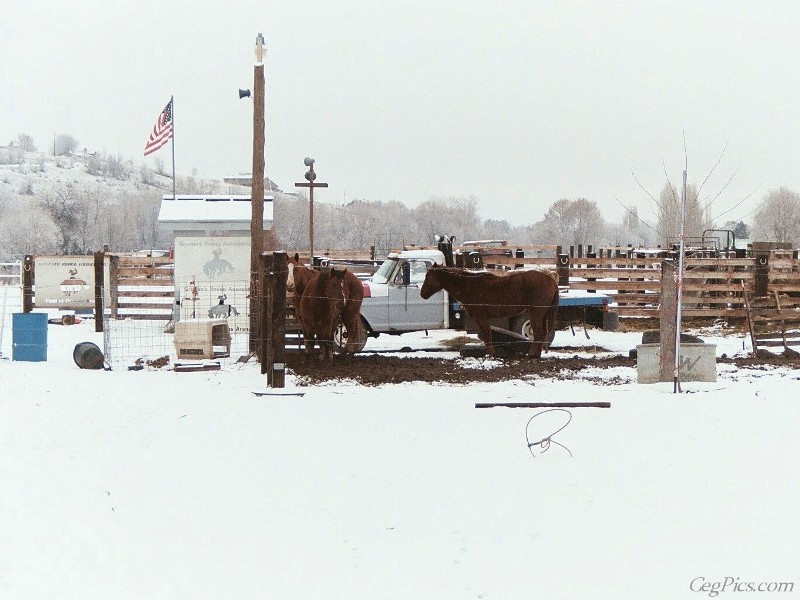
[157,194,274,239]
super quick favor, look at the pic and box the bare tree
[752,187,800,244]
[140,163,156,185]
[106,153,133,180]
[38,185,80,253]
[540,198,606,246]
[656,182,714,245]
[52,134,79,156]
[0,203,61,256]
[154,156,166,176]
[17,133,36,152]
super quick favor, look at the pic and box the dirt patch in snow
[285,352,634,386]
[285,346,800,386]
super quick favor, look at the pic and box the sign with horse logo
[174,237,250,332]
[34,256,98,309]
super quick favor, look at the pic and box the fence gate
[0,261,22,358]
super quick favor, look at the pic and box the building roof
[222,173,282,192]
[158,194,274,224]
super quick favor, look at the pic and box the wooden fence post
[109,254,119,319]
[754,253,769,297]
[659,259,678,382]
[259,253,273,376]
[22,255,33,313]
[93,251,104,332]
[271,251,287,388]
[556,254,570,286]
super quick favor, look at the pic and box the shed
[158,194,274,239]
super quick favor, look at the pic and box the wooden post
[249,34,266,353]
[259,253,273,377]
[22,255,33,313]
[754,253,769,297]
[271,251,287,388]
[659,259,678,382]
[586,250,596,293]
[109,254,119,319]
[556,254,570,287]
[93,251,104,332]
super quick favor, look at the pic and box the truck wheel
[333,318,368,354]
[511,316,534,339]
[512,316,556,345]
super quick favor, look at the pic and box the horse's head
[287,255,314,294]
[420,263,444,299]
[315,267,347,309]
[286,261,297,292]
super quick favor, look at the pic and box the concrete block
[636,343,716,384]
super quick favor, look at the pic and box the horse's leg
[527,308,544,358]
[326,320,338,363]
[343,312,359,356]
[475,316,495,356]
[303,331,315,365]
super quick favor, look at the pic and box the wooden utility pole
[249,33,266,353]
[295,158,328,261]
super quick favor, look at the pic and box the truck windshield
[371,257,398,284]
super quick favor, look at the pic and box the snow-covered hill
[0,149,248,259]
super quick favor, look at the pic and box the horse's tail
[544,284,560,349]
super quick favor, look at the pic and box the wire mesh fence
[0,262,22,359]
[102,278,261,370]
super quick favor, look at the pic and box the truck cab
[342,249,463,350]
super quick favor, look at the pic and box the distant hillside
[0,149,249,259]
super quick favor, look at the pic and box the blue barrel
[12,313,48,362]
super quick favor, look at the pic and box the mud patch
[284,348,800,386]
[286,353,636,386]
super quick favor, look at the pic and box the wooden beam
[475,402,610,409]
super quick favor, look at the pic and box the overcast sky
[3,1,799,227]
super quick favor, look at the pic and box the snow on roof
[157,194,274,223]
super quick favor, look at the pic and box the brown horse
[420,265,559,357]
[295,266,347,363]
[288,254,365,355]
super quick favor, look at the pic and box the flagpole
[171,95,176,201]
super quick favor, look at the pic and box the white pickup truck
[333,248,464,352]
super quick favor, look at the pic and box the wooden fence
[485,251,800,319]
[24,247,800,326]
[107,254,175,320]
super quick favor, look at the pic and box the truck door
[387,259,446,330]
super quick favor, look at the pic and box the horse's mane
[314,269,331,295]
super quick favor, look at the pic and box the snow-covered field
[1,310,799,599]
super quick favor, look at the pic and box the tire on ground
[512,315,556,346]
[333,317,369,354]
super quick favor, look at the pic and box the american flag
[143,98,173,156]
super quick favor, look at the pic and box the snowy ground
[1,313,799,599]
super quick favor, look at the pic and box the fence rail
[485,253,800,319]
